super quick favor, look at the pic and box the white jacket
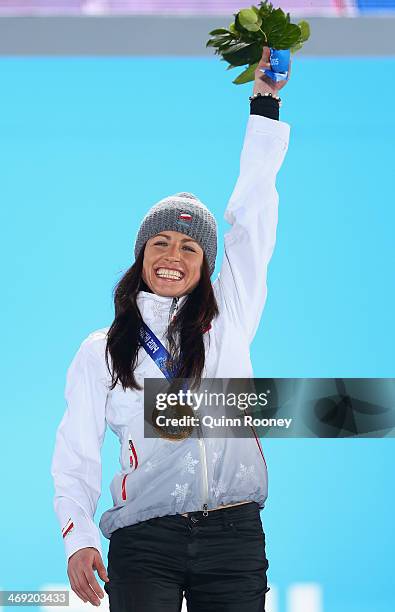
[51,114,290,564]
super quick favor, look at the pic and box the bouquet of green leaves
[206,1,310,84]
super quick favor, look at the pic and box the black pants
[104,501,270,612]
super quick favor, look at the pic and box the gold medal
[151,401,195,441]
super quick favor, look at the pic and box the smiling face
[141,230,204,297]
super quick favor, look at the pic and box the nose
[164,242,181,261]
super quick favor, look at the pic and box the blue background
[0,56,394,611]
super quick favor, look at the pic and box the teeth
[156,268,183,280]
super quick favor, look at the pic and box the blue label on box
[260,48,290,82]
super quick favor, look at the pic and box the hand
[253,46,292,97]
[67,547,109,606]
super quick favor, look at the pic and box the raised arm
[213,48,291,344]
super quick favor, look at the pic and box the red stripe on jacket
[62,522,74,538]
[129,441,139,470]
[121,474,128,501]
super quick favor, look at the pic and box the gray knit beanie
[134,192,217,276]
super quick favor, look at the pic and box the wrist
[249,94,280,121]
[253,85,278,97]
[250,91,282,108]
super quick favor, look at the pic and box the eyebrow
[154,233,199,245]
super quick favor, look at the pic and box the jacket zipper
[197,424,209,517]
[170,295,209,514]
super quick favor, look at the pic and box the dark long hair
[104,245,219,393]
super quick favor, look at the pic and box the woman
[51,47,291,612]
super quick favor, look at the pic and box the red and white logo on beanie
[178,212,192,223]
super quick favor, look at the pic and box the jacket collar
[136,291,188,330]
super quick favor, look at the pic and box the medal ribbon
[139,320,194,441]
[138,320,181,381]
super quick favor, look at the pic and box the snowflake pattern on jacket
[211,479,228,500]
[171,483,189,503]
[181,451,199,474]
[144,459,161,473]
[236,463,256,482]
[212,450,222,466]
